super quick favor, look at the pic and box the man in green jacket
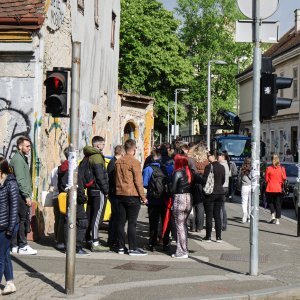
[10,136,37,255]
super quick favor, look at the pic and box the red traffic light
[44,73,66,93]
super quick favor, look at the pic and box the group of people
[0,135,289,295]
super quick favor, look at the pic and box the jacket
[10,151,32,199]
[107,156,117,196]
[115,154,145,200]
[265,165,286,193]
[83,146,109,195]
[57,160,69,193]
[202,161,225,195]
[171,169,191,195]
[0,174,19,232]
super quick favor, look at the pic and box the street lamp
[207,60,227,150]
[174,88,189,140]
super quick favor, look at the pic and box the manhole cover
[114,263,169,272]
[220,253,269,263]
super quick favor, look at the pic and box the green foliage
[176,0,252,128]
[119,0,194,132]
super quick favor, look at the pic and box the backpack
[147,166,168,199]
[78,157,95,189]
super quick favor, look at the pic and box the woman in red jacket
[265,154,286,225]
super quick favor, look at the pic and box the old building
[237,9,300,160]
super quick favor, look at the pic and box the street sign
[236,0,279,20]
[236,20,279,43]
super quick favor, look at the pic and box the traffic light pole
[65,42,81,294]
[250,0,261,276]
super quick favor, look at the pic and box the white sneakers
[18,245,38,255]
[11,247,18,254]
[2,281,16,295]
[242,214,247,223]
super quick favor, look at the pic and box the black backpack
[147,166,168,199]
[78,157,95,189]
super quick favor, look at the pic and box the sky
[160,0,300,37]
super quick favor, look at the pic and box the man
[10,136,37,255]
[115,139,147,256]
[217,152,230,231]
[107,145,125,249]
[83,136,109,252]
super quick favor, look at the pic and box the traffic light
[44,70,68,117]
[260,57,293,120]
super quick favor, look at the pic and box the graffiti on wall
[0,97,32,159]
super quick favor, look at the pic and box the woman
[202,150,225,242]
[188,144,209,233]
[170,154,192,258]
[240,157,251,223]
[0,157,19,295]
[265,154,286,225]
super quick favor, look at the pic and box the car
[260,162,298,207]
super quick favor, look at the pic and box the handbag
[281,167,289,196]
[203,164,214,195]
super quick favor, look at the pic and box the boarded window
[111,11,117,49]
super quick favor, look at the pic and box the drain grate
[113,262,169,272]
[220,253,269,263]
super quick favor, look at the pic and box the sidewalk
[2,199,300,300]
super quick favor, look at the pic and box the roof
[0,0,45,30]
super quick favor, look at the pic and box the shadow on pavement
[11,255,65,293]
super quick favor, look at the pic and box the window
[279,72,284,98]
[78,0,84,14]
[270,130,275,154]
[263,131,266,143]
[111,11,117,49]
[293,66,298,98]
[94,0,99,28]
[279,130,284,154]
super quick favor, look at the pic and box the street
[4,194,300,300]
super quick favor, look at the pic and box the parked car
[260,162,298,207]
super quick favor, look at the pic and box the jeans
[86,190,107,242]
[0,225,18,283]
[220,188,228,230]
[53,197,65,244]
[203,194,224,239]
[190,202,204,231]
[268,192,282,219]
[241,185,251,219]
[108,195,119,245]
[11,196,28,249]
[117,196,141,250]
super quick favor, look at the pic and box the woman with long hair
[265,154,286,225]
[240,157,251,223]
[188,144,209,233]
[0,157,19,295]
[170,154,192,258]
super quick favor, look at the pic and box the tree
[176,0,252,132]
[119,0,194,133]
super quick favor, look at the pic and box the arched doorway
[124,122,136,142]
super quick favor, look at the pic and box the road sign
[236,20,279,43]
[236,0,279,20]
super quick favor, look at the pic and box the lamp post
[174,88,189,140]
[207,60,227,150]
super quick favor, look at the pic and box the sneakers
[128,248,148,256]
[242,214,247,223]
[202,237,211,242]
[268,218,276,224]
[76,249,90,256]
[171,253,188,259]
[118,248,125,255]
[11,247,18,254]
[216,237,223,243]
[18,245,37,255]
[56,243,65,251]
[91,244,110,252]
[275,219,280,225]
[2,281,16,295]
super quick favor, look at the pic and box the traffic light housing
[260,58,293,120]
[44,70,68,117]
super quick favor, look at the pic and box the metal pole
[174,90,177,140]
[237,60,240,115]
[65,41,81,294]
[297,78,300,236]
[250,0,261,276]
[167,102,170,143]
[207,62,211,150]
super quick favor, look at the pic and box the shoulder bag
[203,164,214,195]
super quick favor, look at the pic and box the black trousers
[117,196,141,250]
[190,202,204,231]
[148,204,169,246]
[203,194,224,239]
[108,195,119,245]
[11,196,28,249]
[268,192,282,219]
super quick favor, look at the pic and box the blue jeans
[0,225,18,283]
